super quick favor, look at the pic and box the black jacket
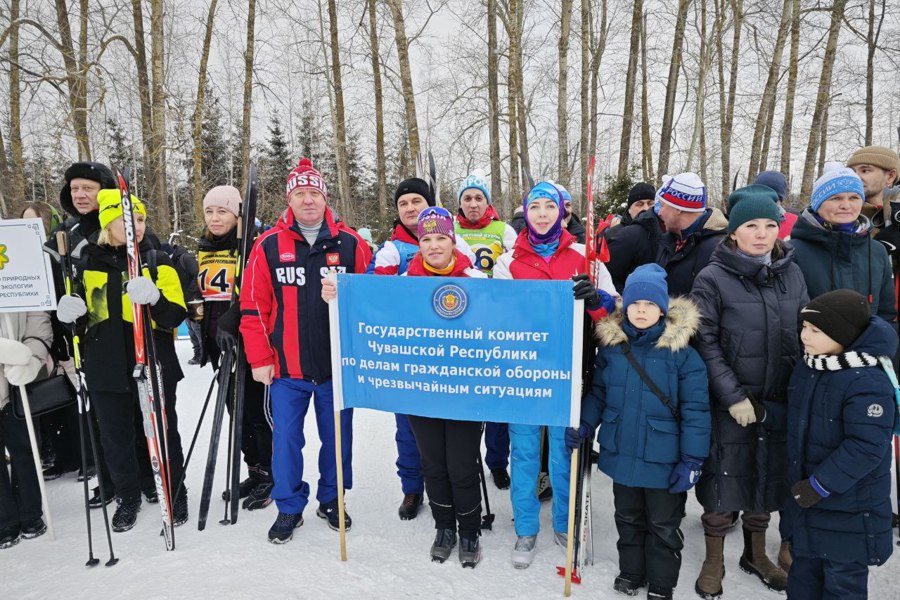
[656,208,728,297]
[690,240,809,512]
[566,212,586,244]
[603,210,663,293]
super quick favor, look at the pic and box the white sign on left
[0,218,57,313]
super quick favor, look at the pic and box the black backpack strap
[621,343,680,421]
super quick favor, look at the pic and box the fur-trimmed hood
[595,296,700,352]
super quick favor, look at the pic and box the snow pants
[270,378,352,514]
[394,413,424,495]
[613,483,687,590]
[484,422,510,471]
[407,415,482,538]
[92,377,185,503]
[0,404,42,530]
[509,423,569,535]
[787,556,868,600]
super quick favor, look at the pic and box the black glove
[216,303,241,353]
[791,476,828,508]
[572,274,600,309]
[750,398,766,423]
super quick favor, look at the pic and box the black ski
[223,163,258,525]
[198,352,234,530]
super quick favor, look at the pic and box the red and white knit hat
[285,157,328,200]
[656,172,707,213]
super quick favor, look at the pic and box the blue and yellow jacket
[78,240,186,393]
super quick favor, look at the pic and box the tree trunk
[747,0,791,179]
[589,0,608,181]
[8,0,25,211]
[239,0,256,195]
[149,0,168,233]
[817,100,830,177]
[514,2,530,182]
[656,0,691,181]
[579,0,590,210]
[618,0,643,178]
[779,0,800,180]
[719,0,742,193]
[640,10,653,182]
[557,0,573,186]
[864,0,885,146]
[327,0,352,224]
[368,0,388,227]
[131,0,154,198]
[386,0,420,172]
[191,0,219,227]
[686,0,711,171]
[801,0,847,199]
[54,0,90,160]
[487,0,503,212]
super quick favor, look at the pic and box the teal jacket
[790,210,896,324]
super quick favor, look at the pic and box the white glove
[127,276,161,306]
[0,338,33,366]
[728,398,757,427]
[5,356,43,387]
[56,295,87,323]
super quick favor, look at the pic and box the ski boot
[430,528,457,563]
[511,535,537,569]
[612,573,646,596]
[459,535,481,568]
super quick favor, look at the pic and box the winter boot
[268,512,303,544]
[647,584,674,600]
[612,573,647,596]
[537,472,553,502]
[143,488,158,504]
[77,465,96,482]
[243,466,273,511]
[173,492,189,527]
[222,466,260,501]
[777,540,793,572]
[695,535,725,599]
[20,518,47,540]
[739,529,788,592]
[88,485,116,509]
[398,493,423,520]
[0,526,21,549]
[511,535,537,569]
[459,534,482,568]
[112,498,142,533]
[553,530,568,549]
[430,528,457,563]
[317,499,352,531]
[491,468,510,490]
[42,462,77,481]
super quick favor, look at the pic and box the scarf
[803,351,879,371]
[812,211,867,235]
[531,240,560,258]
[456,205,500,230]
[423,255,457,275]
[735,248,773,266]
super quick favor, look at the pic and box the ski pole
[563,449,579,597]
[476,425,494,531]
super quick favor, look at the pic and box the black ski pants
[407,415,482,539]
[0,404,42,530]
[613,483,687,590]
[92,377,185,503]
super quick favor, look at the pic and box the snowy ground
[4,340,899,599]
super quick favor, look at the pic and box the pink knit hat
[203,185,241,217]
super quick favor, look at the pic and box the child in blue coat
[783,289,896,600]
[568,264,710,600]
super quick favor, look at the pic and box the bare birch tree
[191,0,218,226]
[618,0,643,178]
[368,0,388,225]
[657,0,691,180]
[386,0,420,171]
[557,0,573,186]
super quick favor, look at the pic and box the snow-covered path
[4,341,898,599]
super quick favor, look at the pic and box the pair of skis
[198,163,259,530]
[117,169,175,550]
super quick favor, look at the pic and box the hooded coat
[603,209,664,293]
[656,208,729,297]
[790,209,896,324]
[690,239,809,512]
[580,298,711,489]
[783,317,897,566]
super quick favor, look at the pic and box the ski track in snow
[4,341,899,599]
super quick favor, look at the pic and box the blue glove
[565,424,593,454]
[668,455,704,493]
[597,289,616,315]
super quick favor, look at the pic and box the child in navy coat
[784,289,896,600]
[567,264,710,600]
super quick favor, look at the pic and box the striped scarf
[803,351,880,371]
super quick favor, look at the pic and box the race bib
[198,249,237,301]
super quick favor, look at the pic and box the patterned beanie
[417,206,455,239]
[810,163,864,213]
[285,157,328,201]
[458,171,491,205]
[656,172,707,212]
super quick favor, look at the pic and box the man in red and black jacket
[239,157,371,544]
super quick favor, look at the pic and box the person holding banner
[493,181,616,569]
[196,185,273,511]
[0,310,52,548]
[453,171,516,491]
[239,157,371,544]
[54,190,189,533]
[401,206,486,566]
[569,264,710,600]
[368,177,476,521]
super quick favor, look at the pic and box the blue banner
[329,275,583,427]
